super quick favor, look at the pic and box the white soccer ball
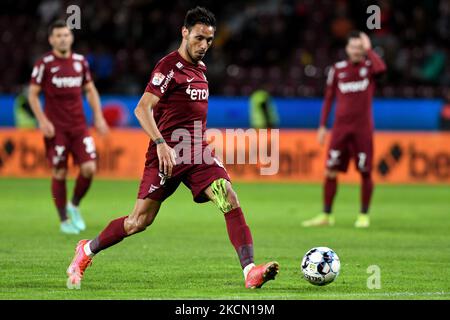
[301,247,340,286]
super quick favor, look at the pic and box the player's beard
[55,45,70,56]
[186,43,202,63]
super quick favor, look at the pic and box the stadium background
[1,0,449,184]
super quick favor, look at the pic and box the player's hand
[360,32,372,52]
[95,116,110,136]
[39,118,55,138]
[157,143,177,177]
[317,126,327,146]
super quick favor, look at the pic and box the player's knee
[80,161,96,177]
[52,168,67,180]
[325,170,338,179]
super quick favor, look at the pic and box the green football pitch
[0,178,449,300]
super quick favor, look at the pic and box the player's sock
[361,172,373,214]
[243,263,255,279]
[323,177,337,214]
[71,174,93,206]
[89,216,128,254]
[52,177,68,221]
[224,207,254,269]
[83,240,95,257]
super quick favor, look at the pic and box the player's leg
[52,167,79,234]
[72,160,96,207]
[67,132,98,231]
[90,198,161,254]
[303,132,350,227]
[44,133,78,234]
[354,133,374,228]
[203,178,279,289]
[66,198,162,289]
[66,166,180,289]
[324,168,338,214]
[67,160,96,231]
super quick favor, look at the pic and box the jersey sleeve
[30,59,46,86]
[366,49,387,76]
[319,66,337,127]
[144,59,177,98]
[82,58,93,85]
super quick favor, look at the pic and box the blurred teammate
[66,7,278,290]
[303,31,386,228]
[28,21,109,234]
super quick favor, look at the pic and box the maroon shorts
[326,129,373,173]
[44,129,97,169]
[137,158,230,203]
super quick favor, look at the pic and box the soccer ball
[301,247,340,286]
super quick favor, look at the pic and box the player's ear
[181,26,189,40]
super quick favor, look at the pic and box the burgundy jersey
[320,50,386,132]
[30,51,92,132]
[144,51,211,167]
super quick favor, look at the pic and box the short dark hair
[184,6,216,30]
[347,30,362,43]
[48,20,69,36]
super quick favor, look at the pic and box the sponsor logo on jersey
[51,75,83,88]
[185,84,209,101]
[338,78,369,94]
[176,62,184,69]
[187,77,194,82]
[160,69,174,93]
[73,62,82,73]
[337,72,346,79]
[152,72,165,86]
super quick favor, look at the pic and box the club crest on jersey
[359,67,368,77]
[73,61,82,73]
[152,72,165,86]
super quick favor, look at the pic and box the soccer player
[302,31,386,228]
[66,7,279,290]
[28,20,109,234]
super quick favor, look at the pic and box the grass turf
[0,178,449,300]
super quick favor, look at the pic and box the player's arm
[84,82,109,135]
[318,67,336,145]
[360,32,387,75]
[28,83,55,138]
[134,92,176,176]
